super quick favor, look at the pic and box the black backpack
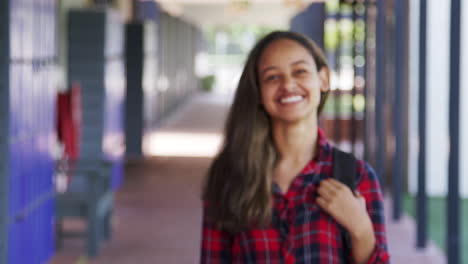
[332,147,359,191]
[332,147,361,261]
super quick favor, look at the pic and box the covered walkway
[2,1,467,264]
[51,92,445,264]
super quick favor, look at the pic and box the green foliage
[201,75,216,92]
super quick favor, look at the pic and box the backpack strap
[332,147,359,258]
[332,147,358,192]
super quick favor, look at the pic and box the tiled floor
[50,92,446,264]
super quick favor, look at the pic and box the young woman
[201,31,390,264]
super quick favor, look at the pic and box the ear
[318,67,330,93]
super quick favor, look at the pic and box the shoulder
[354,160,386,219]
[355,159,382,192]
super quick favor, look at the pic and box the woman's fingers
[316,196,327,208]
[316,196,334,213]
[316,179,371,234]
[355,191,366,208]
[318,179,351,200]
[317,180,337,201]
[317,178,364,210]
[326,178,345,189]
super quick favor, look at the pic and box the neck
[272,116,319,165]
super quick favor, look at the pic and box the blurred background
[0,0,467,263]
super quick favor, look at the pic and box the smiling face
[257,38,329,125]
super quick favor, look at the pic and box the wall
[290,3,326,51]
[5,0,57,263]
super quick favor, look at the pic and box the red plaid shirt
[201,129,390,263]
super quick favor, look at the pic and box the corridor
[51,92,444,264]
[2,1,467,263]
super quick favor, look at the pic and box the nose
[281,75,296,92]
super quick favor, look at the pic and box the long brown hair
[202,31,330,233]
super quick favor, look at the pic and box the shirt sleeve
[200,202,232,264]
[356,161,391,264]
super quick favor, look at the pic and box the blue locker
[5,0,57,262]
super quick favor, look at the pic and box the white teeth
[280,95,303,104]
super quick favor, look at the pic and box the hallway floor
[50,92,446,264]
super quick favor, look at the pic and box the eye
[264,74,279,82]
[294,69,308,75]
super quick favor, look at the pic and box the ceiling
[155,0,323,28]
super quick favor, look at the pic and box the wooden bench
[55,159,114,258]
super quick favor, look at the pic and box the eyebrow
[291,59,310,66]
[259,59,311,76]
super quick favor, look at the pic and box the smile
[279,95,304,104]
